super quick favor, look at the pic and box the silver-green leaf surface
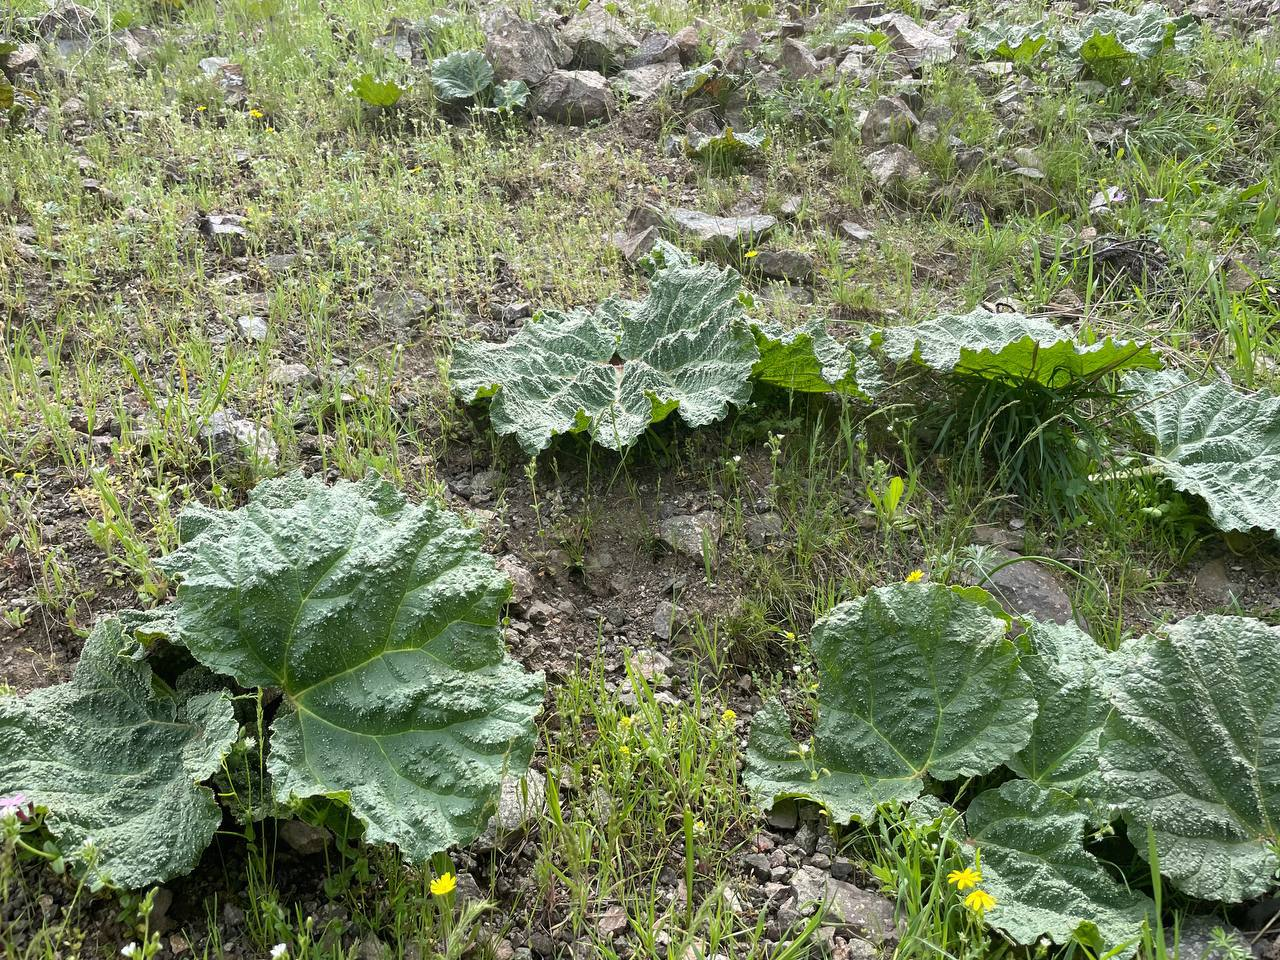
[1126,369,1280,537]
[878,308,1160,387]
[0,618,237,888]
[156,473,544,863]
[1099,614,1280,901]
[967,780,1152,951]
[745,582,1036,821]
[451,259,758,454]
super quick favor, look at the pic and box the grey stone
[861,95,918,147]
[744,512,784,548]
[864,144,923,188]
[485,9,570,86]
[483,769,547,842]
[839,221,874,242]
[631,648,673,680]
[498,555,537,606]
[754,249,814,282]
[611,61,681,102]
[668,209,777,246]
[659,511,721,559]
[561,2,638,72]
[235,315,268,341]
[872,13,954,68]
[279,819,330,855]
[5,43,42,79]
[37,1,101,55]
[532,69,614,124]
[971,546,1076,626]
[1192,557,1242,607]
[651,600,684,641]
[790,865,902,945]
[201,410,279,466]
[779,38,821,77]
[625,32,680,68]
[673,26,701,64]
[743,853,772,882]
[373,18,427,65]
[267,361,315,390]
[615,224,662,262]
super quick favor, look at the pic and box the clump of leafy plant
[1066,4,1196,85]
[684,125,767,167]
[430,50,528,112]
[746,580,1280,952]
[1125,368,1280,539]
[450,243,876,454]
[964,21,1051,66]
[0,474,544,888]
[350,73,410,108]
[874,308,1161,507]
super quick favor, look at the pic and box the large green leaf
[1007,621,1111,799]
[0,618,237,888]
[751,320,882,400]
[744,582,1036,822]
[877,309,1160,387]
[156,473,544,863]
[1099,614,1280,902]
[350,74,407,107]
[1126,369,1280,537]
[967,780,1152,951]
[1069,4,1195,82]
[430,50,495,103]
[965,21,1051,63]
[451,257,758,454]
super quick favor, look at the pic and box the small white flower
[121,943,140,958]
[270,944,288,960]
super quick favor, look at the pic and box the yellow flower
[248,108,264,119]
[905,569,925,583]
[618,715,633,731]
[721,708,737,725]
[745,250,759,259]
[619,744,631,756]
[964,889,996,913]
[196,105,207,112]
[947,866,982,890]
[430,872,456,897]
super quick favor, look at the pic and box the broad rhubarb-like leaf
[751,320,882,399]
[1069,5,1195,82]
[965,21,1051,63]
[967,780,1152,951]
[430,50,495,103]
[0,618,237,888]
[744,582,1035,821]
[877,309,1160,387]
[1099,614,1280,901]
[450,257,758,454]
[1007,621,1111,799]
[156,473,544,863]
[1126,369,1280,538]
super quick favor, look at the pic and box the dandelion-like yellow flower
[745,250,759,259]
[721,708,737,725]
[964,889,996,914]
[905,569,925,583]
[430,872,457,897]
[249,108,264,119]
[947,866,981,890]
